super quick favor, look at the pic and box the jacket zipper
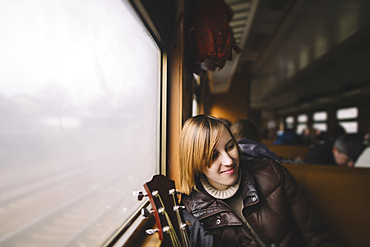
[244,218,267,247]
[218,200,268,247]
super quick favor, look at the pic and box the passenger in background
[259,125,270,139]
[301,126,325,146]
[266,119,278,140]
[219,118,232,127]
[304,132,366,167]
[273,127,305,145]
[230,119,261,142]
[303,124,346,165]
[180,115,336,247]
[332,133,366,167]
[230,119,280,161]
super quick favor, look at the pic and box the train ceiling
[210,0,370,113]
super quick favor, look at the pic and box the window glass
[337,107,358,120]
[297,114,308,123]
[339,121,358,133]
[286,116,294,124]
[0,1,160,246]
[285,116,294,129]
[192,96,199,116]
[296,124,307,134]
[193,73,200,86]
[313,111,327,121]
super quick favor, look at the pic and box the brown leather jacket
[182,159,337,247]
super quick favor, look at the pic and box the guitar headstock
[138,175,188,247]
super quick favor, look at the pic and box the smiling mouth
[220,165,236,174]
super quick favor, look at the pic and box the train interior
[1,0,370,246]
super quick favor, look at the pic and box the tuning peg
[157,207,165,214]
[137,191,148,201]
[168,189,181,195]
[145,228,159,235]
[173,205,185,211]
[141,208,154,218]
[145,226,170,235]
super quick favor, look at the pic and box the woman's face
[203,126,240,191]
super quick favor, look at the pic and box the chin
[228,175,239,185]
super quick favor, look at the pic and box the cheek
[230,148,239,160]
[336,154,349,165]
[204,161,219,175]
[202,161,211,174]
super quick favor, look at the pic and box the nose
[220,151,233,166]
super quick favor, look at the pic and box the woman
[180,115,336,247]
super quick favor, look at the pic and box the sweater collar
[199,170,242,200]
[184,163,260,218]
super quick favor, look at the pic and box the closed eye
[226,141,235,151]
[211,150,219,160]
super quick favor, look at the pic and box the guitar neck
[140,175,190,247]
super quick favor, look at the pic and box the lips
[220,165,235,174]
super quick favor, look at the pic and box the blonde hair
[179,115,240,195]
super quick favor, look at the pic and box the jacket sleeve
[280,164,338,246]
[181,209,213,247]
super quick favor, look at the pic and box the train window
[0,1,161,246]
[194,73,201,86]
[313,111,328,121]
[337,107,358,120]
[296,114,308,134]
[296,124,307,134]
[339,122,358,133]
[298,114,308,123]
[192,96,199,116]
[337,107,359,133]
[285,116,294,129]
[313,111,327,132]
[192,73,200,116]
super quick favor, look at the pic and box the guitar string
[159,197,180,246]
[171,193,191,247]
[157,194,182,247]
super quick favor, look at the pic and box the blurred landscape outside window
[0,1,160,246]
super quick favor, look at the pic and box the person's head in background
[219,118,232,127]
[332,133,366,167]
[230,119,261,143]
[332,124,346,140]
[302,126,321,145]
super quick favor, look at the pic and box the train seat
[282,163,370,247]
[261,139,311,160]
